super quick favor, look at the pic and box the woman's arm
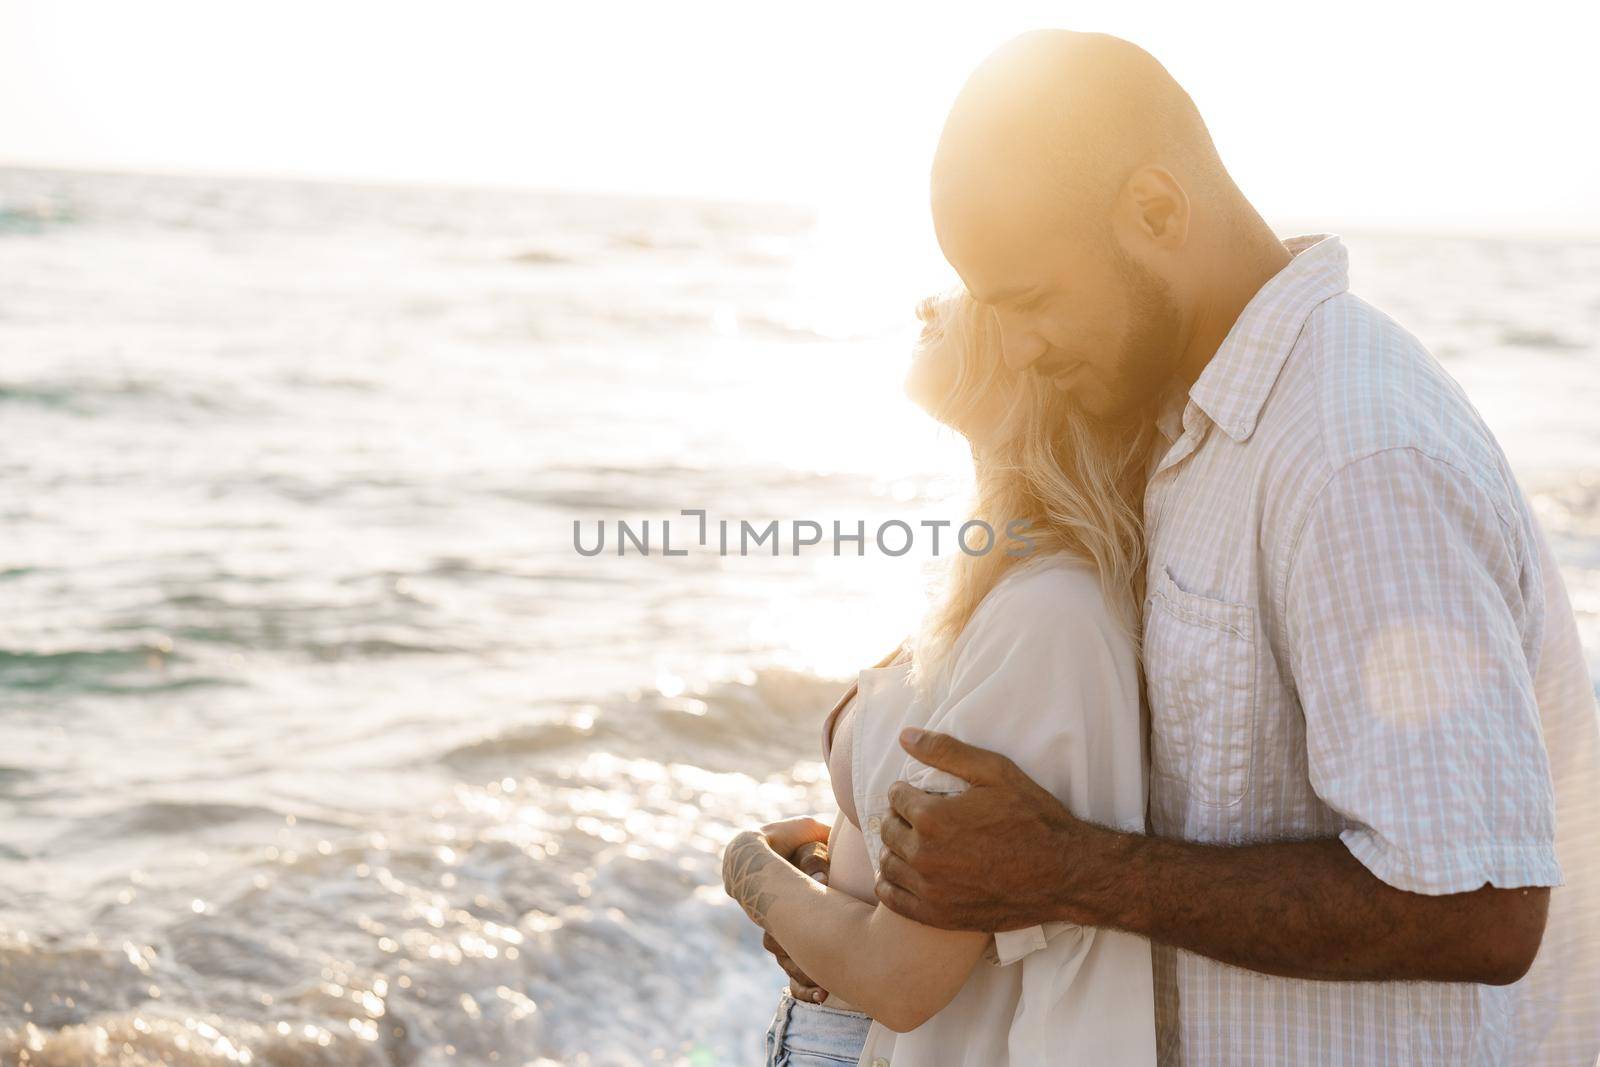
[723,827,988,1033]
[726,561,1139,1029]
[759,817,834,1003]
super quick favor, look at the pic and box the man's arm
[876,729,1549,985]
[875,448,1562,985]
[1091,827,1548,985]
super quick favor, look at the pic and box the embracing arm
[723,828,987,1033]
[1084,826,1548,984]
[879,451,1561,986]
[877,730,1549,985]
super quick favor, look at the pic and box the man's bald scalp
[933,31,1230,228]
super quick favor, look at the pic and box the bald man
[767,31,1600,1067]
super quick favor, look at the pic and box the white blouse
[827,552,1157,1066]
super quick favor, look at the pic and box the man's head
[931,31,1235,421]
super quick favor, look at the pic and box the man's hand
[726,816,835,1002]
[874,728,1550,985]
[874,727,1089,932]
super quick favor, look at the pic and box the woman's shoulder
[979,551,1117,623]
[945,551,1133,671]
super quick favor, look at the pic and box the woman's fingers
[781,957,821,996]
[759,815,832,857]
[790,978,827,1004]
[762,931,828,1002]
[791,840,829,883]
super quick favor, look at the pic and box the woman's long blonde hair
[908,289,1153,691]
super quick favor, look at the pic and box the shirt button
[871,1059,890,1067]
[865,815,882,833]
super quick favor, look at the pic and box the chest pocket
[1145,565,1258,808]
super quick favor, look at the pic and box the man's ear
[1114,165,1191,250]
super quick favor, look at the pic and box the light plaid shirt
[1142,234,1600,1066]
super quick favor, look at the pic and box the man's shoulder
[1269,292,1513,491]
[1246,293,1536,589]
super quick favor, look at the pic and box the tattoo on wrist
[723,830,780,926]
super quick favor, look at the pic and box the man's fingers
[874,867,928,923]
[886,781,939,828]
[898,727,1015,784]
[878,809,916,861]
[878,847,932,900]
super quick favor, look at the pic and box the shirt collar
[1185,233,1349,443]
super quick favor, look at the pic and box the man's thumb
[898,727,1008,783]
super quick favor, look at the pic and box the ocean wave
[0,939,153,1032]
[438,717,619,768]
[157,618,468,661]
[0,377,269,418]
[0,645,189,692]
[417,557,631,586]
[0,195,71,234]
[508,247,575,266]
[1500,326,1590,351]
[301,636,467,661]
[0,382,84,411]
[0,764,34,786]
[17,800,327,860]
[437,667,845,776]
[91,800,290,838]
[0,1010,392,1067]
[0,918,398,1064]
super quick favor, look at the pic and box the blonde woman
[723,292,1158,1066]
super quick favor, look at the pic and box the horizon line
[3,157,1597,244]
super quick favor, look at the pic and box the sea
[1,165,1597,1066]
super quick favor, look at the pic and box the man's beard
[1071,241,1184,430]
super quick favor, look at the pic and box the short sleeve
[901,558,1147,965]
[1284,448,1561,894]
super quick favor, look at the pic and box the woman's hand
[722,817,832,925]
[763,930,829,1004]
[723,817,835,1002]
[760,816,831,874]
[758,817,833,1001]
[722,830,782,927]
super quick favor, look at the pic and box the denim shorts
[763,988,872,1066]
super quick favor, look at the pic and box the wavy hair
[907,289,1153,692]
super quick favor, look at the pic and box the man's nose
[996,316,1047,372]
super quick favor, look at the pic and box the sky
[2,0,1598,236]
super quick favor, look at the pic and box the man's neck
[1171,223,1293,394]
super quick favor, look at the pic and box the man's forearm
[1068,827,1547,985]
